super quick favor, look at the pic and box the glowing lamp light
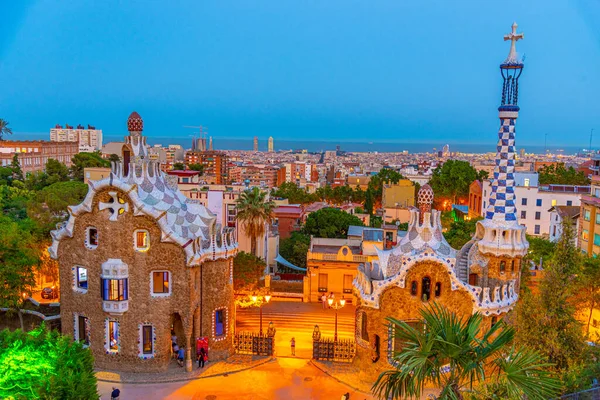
[252,294,258,303]
[327,298,334,306]
[265,294,271,303]
[340,298,346,307]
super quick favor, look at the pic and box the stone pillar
[193,307,200,354]
[185,336,193,372]
[303,275,310,302]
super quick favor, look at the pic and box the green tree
[188,163,204,174]
[429,160,483,205]
[70,152,109,181]
[0,118,13,140]
[272,182,317,204]
[514,220,588,391]
[303,207,363,238]
[538,164,590,185]
[373,303,560,400]
[0,166,13,185]
[364,188,374,215]
[28,181,89,237]
[578,257,600,336]
[0,214,38,330]
[108,153,120,163]
[524,236,556,268]
[279,232,310,269]
[45,159,70,185]
[10,154,23,181]
[233,251,266,291]
[0,326,98,399]
[235,187,275,256]
[172,162,186,170]
[443,217,482,249]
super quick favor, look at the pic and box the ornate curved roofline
[354,251,518,316]
[49,176,237,266]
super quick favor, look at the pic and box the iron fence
[312,337,355,362]
[234,332,274,356]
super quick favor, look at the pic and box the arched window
[434,282,441,297]
[500,261,506,274]
[410,281,418,296]
[491,316,498,328]
[421,277,431,301]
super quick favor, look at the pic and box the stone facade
[352,25,528,379]
[51,112,237,372]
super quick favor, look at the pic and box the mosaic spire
[485,23,524,224]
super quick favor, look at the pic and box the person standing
[321,293,327,309]
[290,337,296,356]
[198,346,206,368]
[110,387,120,400]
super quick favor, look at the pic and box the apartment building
[481,172,588,237]
[0,140,79,174]
[50,124,103,151]
[185,150,229,184]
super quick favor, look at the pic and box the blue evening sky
[1,1,599,149]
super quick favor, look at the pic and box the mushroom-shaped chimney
[127,111,143,133]
[417,183,434,223]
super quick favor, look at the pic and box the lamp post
[252,293,271,335]
[327,297,346,342]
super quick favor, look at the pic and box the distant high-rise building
[442,144,450,157]
[209,136,213,151]
[268,136,274,152]
[50,124,103,151]
[519,148,525,158]
[253,136,258,152]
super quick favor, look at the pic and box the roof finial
[503,22,524,65]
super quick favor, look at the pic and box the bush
[0,325,98,399]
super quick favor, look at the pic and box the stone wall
[354,260,475,380]
[58,188,234,372]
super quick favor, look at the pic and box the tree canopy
[172,162,186,171]
[70,152,110,181]
[272,182,317,204]
[429,160,487,205]
[373,303,560,400]
[235,187,275,256]
[233,251,265,291]
[538,164,590,185]
[0,326,98,399]
[279,232,310,269]
[188,163,204,173]
[443,217,481,249]
[303,207,364,238]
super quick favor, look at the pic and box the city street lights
[252,293,271,335]
[327,297,346,342]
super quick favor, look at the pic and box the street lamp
[252,293,271,335]
[327,297,346,342]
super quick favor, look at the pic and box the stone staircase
[455,239,476,283]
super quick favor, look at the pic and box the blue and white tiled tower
[476,23,529,258]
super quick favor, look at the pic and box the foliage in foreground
[233,251,266,291]
[372,303,560,400]
[303,207,364,238]
[0,326,98,400]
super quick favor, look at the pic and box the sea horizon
[11,132,586,155]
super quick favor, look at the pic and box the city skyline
[1,1,599,149]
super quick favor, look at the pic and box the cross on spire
[503,22,524,64]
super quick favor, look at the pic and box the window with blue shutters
[102,278,128,301]
[536,199,542,207]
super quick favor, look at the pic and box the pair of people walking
[321,292,335,309]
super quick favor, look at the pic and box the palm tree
[235,186,275,257]
[372,303,560,400]
[0,119,13,140]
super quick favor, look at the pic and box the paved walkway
[97,357,375,400]
[96,355,272,384]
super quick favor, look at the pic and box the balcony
[538,185,590,194]
[307,251,368,263]
[102,300,129,315]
